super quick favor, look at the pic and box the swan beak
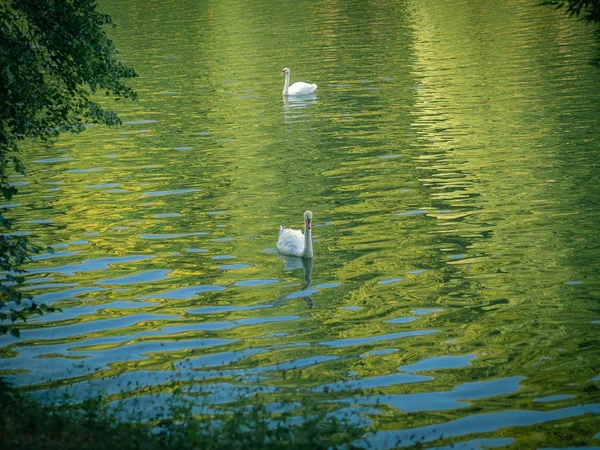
[307,220,312,229]
[280,71,284,76]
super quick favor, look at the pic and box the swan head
[281,67,290,76]
[304,210,313,229]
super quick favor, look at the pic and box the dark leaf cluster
[543,0,600,21]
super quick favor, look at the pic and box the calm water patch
[396,209,427,216]
[217,264,253,270]
[412,309,443,315]
[378,277,404,285]
[386,317,417,324]
[285,288,318,299]
[34,157,73,163]
[153,213,181,218]
[533,395,577,403]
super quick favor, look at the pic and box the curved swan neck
[303,222,313,258]
[283,71,290,96]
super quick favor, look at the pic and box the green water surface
[2,0,600,448]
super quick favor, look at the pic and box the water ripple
[28,256,153,276]
[95,269,172,285]
[139,232,208,239]
[31,300,157,323]
[366,402,600,449]
[314,372,432,393]
[399,354,476,372]
[138,284,226,300]
[345,376,524,413]
[15,314,180,341]
[186,304,273,314]
[141,189,200,197]
[320,330,438,348]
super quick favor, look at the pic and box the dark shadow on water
[543,0,600,66]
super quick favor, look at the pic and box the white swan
[281,68,317,96]
[277,210,314,258]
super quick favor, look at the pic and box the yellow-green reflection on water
[2,0,600,447]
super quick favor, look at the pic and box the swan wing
[288,82,318,96]
[277,227,305,257]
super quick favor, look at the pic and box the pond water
[2,0,600,447]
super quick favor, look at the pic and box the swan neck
[303,223,313,258]
[302,257,313,288]
[283,71,290,96]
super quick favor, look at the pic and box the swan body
[277,210,314,258]
[281,68,317,96]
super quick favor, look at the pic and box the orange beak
[307,220,312,229]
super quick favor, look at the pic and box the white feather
[281,68,317,97]
[288,81,318,96]
[277,210,314,258]
[277,226,306,257]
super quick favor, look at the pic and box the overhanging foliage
[0,0,137,335]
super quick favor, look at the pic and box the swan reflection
[279,256,314,309]
[283,94,318,116]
